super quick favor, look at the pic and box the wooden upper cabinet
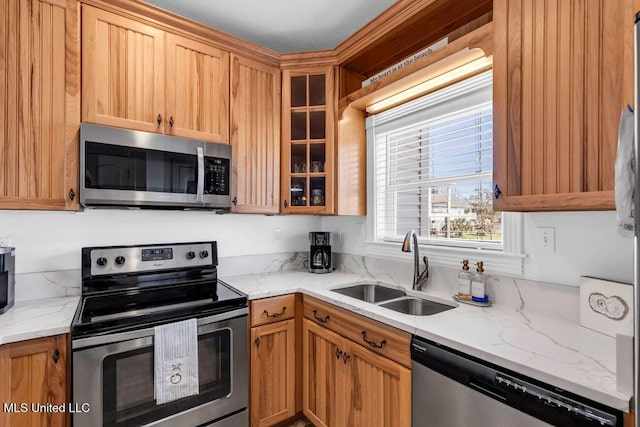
[493,0,636,211]
[0,0,80,211]
[165,34,229,142]
[82,5,165,133]
[0,335,68,427]
[281,67,336,214]
[230,54,281,213]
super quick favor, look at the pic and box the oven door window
[85,141,198,194]
[102,329,231,427]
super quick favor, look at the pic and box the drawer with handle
[303,295,411,368]
[251,294,296,327]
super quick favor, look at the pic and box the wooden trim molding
[335,0,441,64]
[280,50,337,69]
[339,22,493,116]
[79,0,280,66]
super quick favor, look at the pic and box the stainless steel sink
[332,283,406,303]
[379,297,455,316]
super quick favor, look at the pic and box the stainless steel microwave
[80,123,232,209]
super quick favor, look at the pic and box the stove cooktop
[72,279,246,338]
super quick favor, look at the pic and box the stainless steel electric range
[71,241,248,427]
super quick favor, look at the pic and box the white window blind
[369,71,500,247]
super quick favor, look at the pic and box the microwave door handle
[196,147,204,202]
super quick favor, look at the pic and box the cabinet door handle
[169,116,174,128]
[232,196,237,206]
[157,114,162,125]
[361,330,386,349]
[342,352,350,364]
[335,347,342,359]
[284,200,288,209]
[255,337,260,348]
[52,349,60,364]
[68,188,75,201]
[312,309,329,323]
[263,307,286,318]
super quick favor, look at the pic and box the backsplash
[333,253,580,323]
[14,252,308,302]
[14,249,581,324]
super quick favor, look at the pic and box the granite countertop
[221,269,631,412]
[0,297,79,345]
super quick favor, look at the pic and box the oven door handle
[196,146,205,202]
[72,307,248,350]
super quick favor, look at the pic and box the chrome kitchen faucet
[402,230,429,291]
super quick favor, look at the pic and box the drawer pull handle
[312,309,330,323]
[343,352,350,364]
[335,348,342,359]
[361,330,387,349]
[264,307,286,318]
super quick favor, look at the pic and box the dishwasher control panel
[495,373,617,426]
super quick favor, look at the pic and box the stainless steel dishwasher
[411,336,624,427]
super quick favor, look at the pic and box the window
[366,70,524,275]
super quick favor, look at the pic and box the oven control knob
[115,256,126,265]
[186,251,196,260]
[96,257,108,267]
[199,250,209,259]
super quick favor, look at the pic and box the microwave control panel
[205,157,230,195]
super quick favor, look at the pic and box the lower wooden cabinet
[303,319,345,427]
[303,319,411,427]
[250,318,296,426]
[0,334,68,427]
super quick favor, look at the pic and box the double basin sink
[331,283,456,316]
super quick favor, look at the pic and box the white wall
[0,210,320,273]
[321,211,633,286]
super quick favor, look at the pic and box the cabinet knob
[169,116,174,128]
[493,185,502,199]
[157,114,162,125]
[232,196,237,206]
[284,200,288,209]
[342,353,350,364]
[255,337,260,348]
[335,348,342,359]
[52,349,60,364]
[68,188,75,201]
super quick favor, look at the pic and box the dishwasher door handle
[469,378,507,402]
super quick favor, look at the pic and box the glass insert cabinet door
[282,67,334,213]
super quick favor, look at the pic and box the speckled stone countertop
[221,270,631,412]
[0,297,79,345]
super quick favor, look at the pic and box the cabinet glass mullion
[286,72,328,210]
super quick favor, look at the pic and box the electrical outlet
[536,227,555,253]
[273,228,281,242]
[0,237,12,247]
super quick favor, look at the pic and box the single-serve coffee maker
[309,232,332,274]
[0,247,15,314]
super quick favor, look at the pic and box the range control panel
[89,242,214,277]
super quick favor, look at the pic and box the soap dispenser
[471,261,489,303]
[457,260,472,300]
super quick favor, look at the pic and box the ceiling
[144,0,397,53]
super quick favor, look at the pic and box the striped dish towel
[154,318,199,404]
